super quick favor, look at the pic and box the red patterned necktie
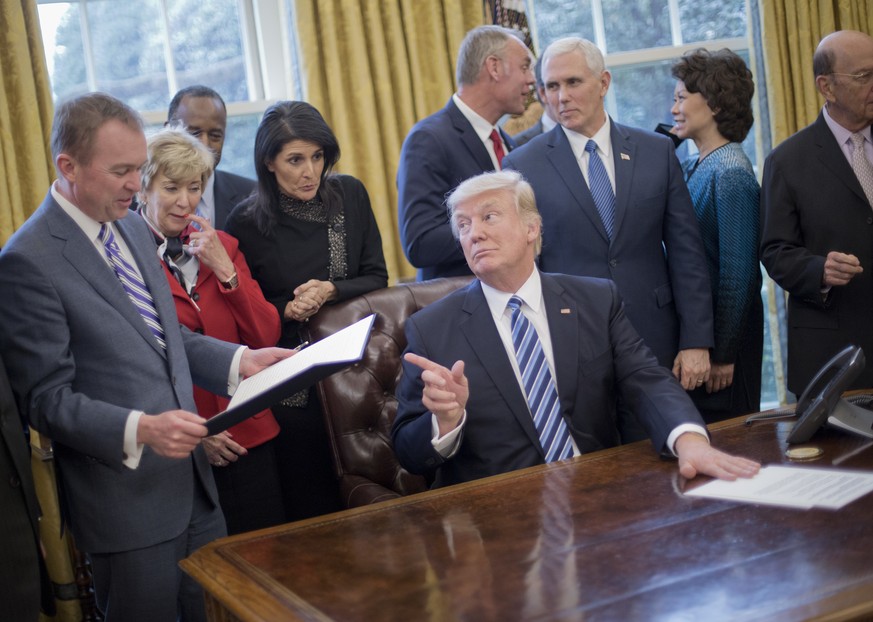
[490,129,506,169]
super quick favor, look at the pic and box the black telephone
[787,345,873,443]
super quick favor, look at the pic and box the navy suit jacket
[213,169,255,230]
[513,118,544,147]
[397,98,516,280]
[392,274,705,487]
[502,121,713,368]
[0,192,238,554]
[760,113,873,393]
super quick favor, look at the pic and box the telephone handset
[787,345,871,444]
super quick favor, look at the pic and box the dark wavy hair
[241,101,341,237]
[671,48,755,143]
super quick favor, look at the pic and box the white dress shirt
[453,93,506,170]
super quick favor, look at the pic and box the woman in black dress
[226,101,388,519]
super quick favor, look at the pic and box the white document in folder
[227,314,375,409]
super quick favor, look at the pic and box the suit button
[867,217,872,225]
[609,259,617,267]
[9,474,21,488]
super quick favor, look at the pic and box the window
[36,0,301,179]
[528,0,783,407]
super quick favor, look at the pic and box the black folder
[206,314,375,435]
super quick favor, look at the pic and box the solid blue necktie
[584,139,615,239]
[507,296,572,463]
[100,224,166,349]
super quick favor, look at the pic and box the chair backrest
[302,276,473,508]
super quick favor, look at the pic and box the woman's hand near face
[185,214,236,282]
[283,279,338,321]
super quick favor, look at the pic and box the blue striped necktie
[100,224,167,349]
[584,139,615,239]
[507,296,572,462]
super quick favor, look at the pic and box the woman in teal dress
[670,48,763,421]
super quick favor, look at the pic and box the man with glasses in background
[760,30,873,396]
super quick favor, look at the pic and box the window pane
[38,2,88,101]
[601,0,671,53]
[87,0,168,110]
[609,60,675,133]
[220,114,261,180]
[530,0,595,50]
[167,0,249,102]
[678,0,746,41]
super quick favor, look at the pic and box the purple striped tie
[100,224,166,349]
[507,296,572,462]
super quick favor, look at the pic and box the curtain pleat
[0,0,54,246]
[293,0,484,282]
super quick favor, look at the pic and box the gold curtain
[0,0,54,246]
[758,0,873,146]
[292,0,484,282]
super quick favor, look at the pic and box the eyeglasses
[829,70,873,86]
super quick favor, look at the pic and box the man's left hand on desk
[675,431,760,481]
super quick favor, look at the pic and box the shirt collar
[453,93,501,144]
[480,267,544,323]
[51,181,105,243]
[561,115,612,162]
[823,104,871,143]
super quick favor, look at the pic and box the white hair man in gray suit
[0,92,290,621]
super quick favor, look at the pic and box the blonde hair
[140,126,214,199]
[446,169,543,256]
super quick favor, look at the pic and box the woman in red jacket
[138,127,284,534]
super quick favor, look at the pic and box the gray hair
[447,169,543,256]
[456,25,524,86]
[542,37,606,76]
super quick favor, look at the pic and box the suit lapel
[812,114,870,205]
[610,121,635,240]
[447,100,498,171]
[546,126,610,242]
[540,275,579,417]
[44,201,163,357]
[458,282,542,448]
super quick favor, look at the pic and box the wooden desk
[182,415,873,621]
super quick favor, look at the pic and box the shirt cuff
[123,410,145,469]
[431,410,466,458]
[667,423,709,456]
[227,345,246,395]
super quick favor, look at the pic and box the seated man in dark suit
[167,85,256,230]
[392,170,759,488]
[397,25,535,280]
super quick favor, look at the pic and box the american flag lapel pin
[620,152,630,161]
[561,308,571,314]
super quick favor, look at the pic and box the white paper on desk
[227,314,374,409]
[684,465,873,510]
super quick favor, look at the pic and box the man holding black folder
[0,93,292,622]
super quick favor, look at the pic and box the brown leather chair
[301,276,473,508]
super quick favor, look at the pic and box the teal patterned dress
[682,142,763,420]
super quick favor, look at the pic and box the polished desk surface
[182,415,873,621]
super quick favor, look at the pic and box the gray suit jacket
[502,121,713,368]
[0,192,238,554]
